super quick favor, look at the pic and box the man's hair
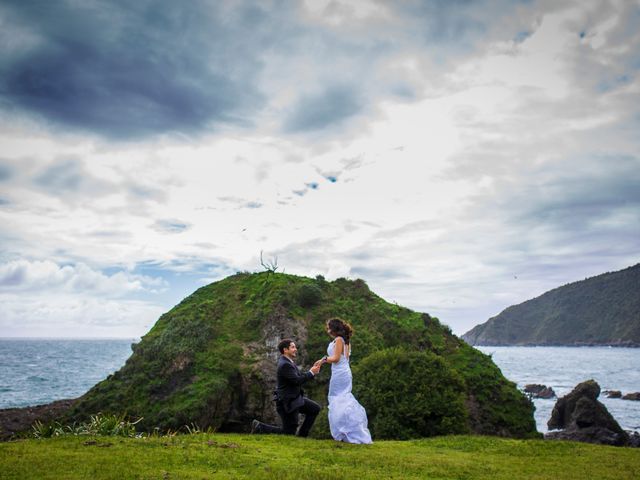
[278,338,294,353]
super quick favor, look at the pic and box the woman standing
[321,317,372,444]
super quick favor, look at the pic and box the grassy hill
[463,264,640,346]
[65,272,536,438]
[1,433,639,479]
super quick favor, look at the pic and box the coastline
[0,398,77,441]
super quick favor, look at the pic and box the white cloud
[0,259,168,337]
[0,292,164,338]
[0,0,638,337]
[0,260,167,296]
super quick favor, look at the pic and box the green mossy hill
[66,272,537,439]
[462,264,640,347]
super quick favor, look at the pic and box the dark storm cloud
[0,0,271,139]
[502,155,640,229]
[463,154,640,270]
[0,1,538,139]
[283,85,363,133]
[401,0,485,46]
[397,0,536,55]
[33,157,113,195]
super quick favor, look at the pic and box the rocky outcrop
[0,399,76,441]
[545,380,629,446]
[524,384,556,399]
[622,392,640,401]
[604,390,622,398]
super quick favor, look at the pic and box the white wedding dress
[327,337,372,444]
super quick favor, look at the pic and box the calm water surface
[478,346,640,432]
[0,338,133,408]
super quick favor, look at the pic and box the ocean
[477,346,640,433]
[0,338,134,409]
[1,339,638,433]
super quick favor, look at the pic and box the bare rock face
[545,380,629,446]
[240,306,307,429]
[524,384,556,399]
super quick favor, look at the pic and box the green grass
[1,434,638,479]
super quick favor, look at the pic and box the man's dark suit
[254,355,320,437]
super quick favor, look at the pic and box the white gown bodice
[327,338,352,397]
[326,337,372,444]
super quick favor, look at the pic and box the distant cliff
[462,264,640,347]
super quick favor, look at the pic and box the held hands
[315,356,328,367]
[310,356,327,375]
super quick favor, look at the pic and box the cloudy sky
[1,0,638,338]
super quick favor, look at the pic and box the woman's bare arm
[325,336,344,363]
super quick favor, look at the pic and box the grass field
[1,434,639,479]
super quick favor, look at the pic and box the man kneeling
[251,338,322,437]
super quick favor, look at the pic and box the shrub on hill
[353,348,469,439]
[297,283,323,307]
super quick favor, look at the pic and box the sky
[0,0,639,338]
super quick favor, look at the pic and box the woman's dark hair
[278,338,294,353]
[326,318,353,344]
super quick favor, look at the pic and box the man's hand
[310,364,321,375]
[314,356,327,367]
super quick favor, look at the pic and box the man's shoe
[251,419,261,434]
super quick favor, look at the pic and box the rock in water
[622,392,640,401]
[604,390,622,399]
[545,380,629,446]
[524,384,556,399]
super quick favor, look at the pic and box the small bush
[298,283,323,308]
[353,348,469,439]
[31,413,142,439]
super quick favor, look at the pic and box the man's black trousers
[256,397,321,437]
